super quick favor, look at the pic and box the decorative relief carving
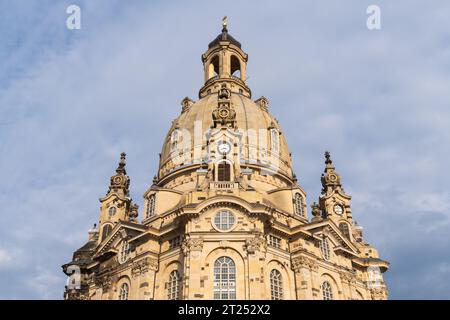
[244,236,266,254]
[339,271,357,284]
[95,274,113,291]
[182,238,204,254]
[369,287,387,300]
[66,291,90,300]
[291,256,318,272]
[212,84,236,128]
[131,257,158,277]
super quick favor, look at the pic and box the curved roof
[159,93,293,180]
[208,30,241,49]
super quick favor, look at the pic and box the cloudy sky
[1,0,449,299]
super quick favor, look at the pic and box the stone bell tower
[200,17,250,98]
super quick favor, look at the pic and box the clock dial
[334,204,343,215]
[218,142,231,154]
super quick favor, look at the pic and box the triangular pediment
[301,219,359,255]
[95,221,147,258]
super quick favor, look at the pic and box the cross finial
[222,16,228,32]
[324,151,332,165]
[116,152,127,174]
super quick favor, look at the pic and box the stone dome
[155,23,296,192]
[158,93,294,186]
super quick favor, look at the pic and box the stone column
[291,256,317,300]
[131,257,158,300]
[182,237,204,299]
[244,235,266,299]
[339,270,356,300]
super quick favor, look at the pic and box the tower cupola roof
[208,16,241,49]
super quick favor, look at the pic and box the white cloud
[0,249,13,268]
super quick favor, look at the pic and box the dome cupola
[199,17,250,98]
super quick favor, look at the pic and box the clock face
[218,142,231,154]
[334,204,343,215]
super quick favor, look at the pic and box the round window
[213,210,236,232]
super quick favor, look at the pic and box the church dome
[156,19,295,192]
[158,94,293,180]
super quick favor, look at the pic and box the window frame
[321,281,333,300]
[339,222,351,240]
[270,269,284,300]
[270,128,280,153]
[169,236,182,249]
[167,270,181,300]
[147,194,156,218]
[101,224,113,242]
[217,161,231,181]
[170,129,180,153]
[119,241,130,263]
[213,256,236,300]
[108,206,117,218]
[320,238,331,260]
[119,282,129,300]
[268,235,282,249]
[212,210,236,232]
[294,193,304,217]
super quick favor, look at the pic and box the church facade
[62,21,389,300]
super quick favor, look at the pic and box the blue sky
[1,0,450,299]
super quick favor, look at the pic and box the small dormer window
[294,193,304,217]
[170,129,180,152]
[270,129,279,153]
[147,194,156,218]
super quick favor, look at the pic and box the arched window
[270,269,283,300]
[167,270,181,300]
[339,223,351,240]
[321,281,333,300]
[147,194,156,218]
[208,55,219,79]
[119,283,129,300]
[108,206,116,218]
[320,238,331,260]
[170,129,180,152]
[213,256,236,300]
[230,55,241,78]
[119,241,130,263]
[217,162,231,181]
[101,224,112,242]
[270,129,279,152]
[294,193,304,217]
